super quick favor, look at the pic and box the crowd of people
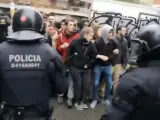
[0,6,158,120]
[42,12,131,111]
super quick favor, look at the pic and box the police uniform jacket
[101,60,160,120]
[0,30,67,107]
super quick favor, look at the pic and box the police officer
[0,7,67,120]
[0,15,10,43]
[101,23,160,120]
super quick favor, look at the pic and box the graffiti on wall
[90,12,160,38]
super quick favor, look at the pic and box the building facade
[2,0,92,13]
[153,0,160,4]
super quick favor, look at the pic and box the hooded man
[90,24,119,109]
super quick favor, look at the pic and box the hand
[101,55,109,61]
[57,94,64,97]
[64,43,69,47]
[91,40,94,43]
[60,44,66,49]
[61,43,69,49]
[97,55,108,61]
[52,31,58,40]
[84,65,88,68]
[125,64,130,69]
[113,49,119,54]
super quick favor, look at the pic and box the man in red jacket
[56,19,80,61]
[56,18,80,107]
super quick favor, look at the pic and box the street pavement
[50,98,104,120]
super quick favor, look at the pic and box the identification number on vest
[9,54,42,68]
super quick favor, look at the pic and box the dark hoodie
[66,37,97,69]
[95,24,118,66]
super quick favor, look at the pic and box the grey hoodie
[101,24,113,44]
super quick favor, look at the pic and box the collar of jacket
[7,30,45,42]
[100,37,111,44]
[63,30,79,38]
[80,37,89,45]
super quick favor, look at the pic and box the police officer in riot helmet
[0,15,10,43]
[0,7,67,120]
[101,23,160,120]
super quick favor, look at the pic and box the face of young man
[48,26,57,36]
[66,21,75,33]
[84,28,94,42]
[120,27,127,37]
[108,30,114,40]
[83,21,89,28]
[48,16,55,23]
[86,32,94,41]
[61,22,65,30]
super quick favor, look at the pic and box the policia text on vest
[9,54,41,68]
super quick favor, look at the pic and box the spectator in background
[92,25,101,42]
[49,24,59,47]
[74,19,78,31]
[59,19,66,33]
[125,29,131,49]
[45,22,58,47]
[90,25,119,109]
[67,27,97,110]
[78,19,89,35]
[44,22,52,46]
[42,12,48,23]
[82,19,89,29]
[113,26,129,95]
[48,12,55,24]
[56,18,80,107]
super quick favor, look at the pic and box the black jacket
[95,38,118,66]
[101,60,160,120]
[45,33,52,46]
[66,37,97,69]
[113,36,129,66]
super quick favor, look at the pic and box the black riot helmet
[12,7,43,32]
[132,23,160,65]
[8,7,45,41]
[136,23,160,50]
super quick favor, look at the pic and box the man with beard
[113,26,129,94]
